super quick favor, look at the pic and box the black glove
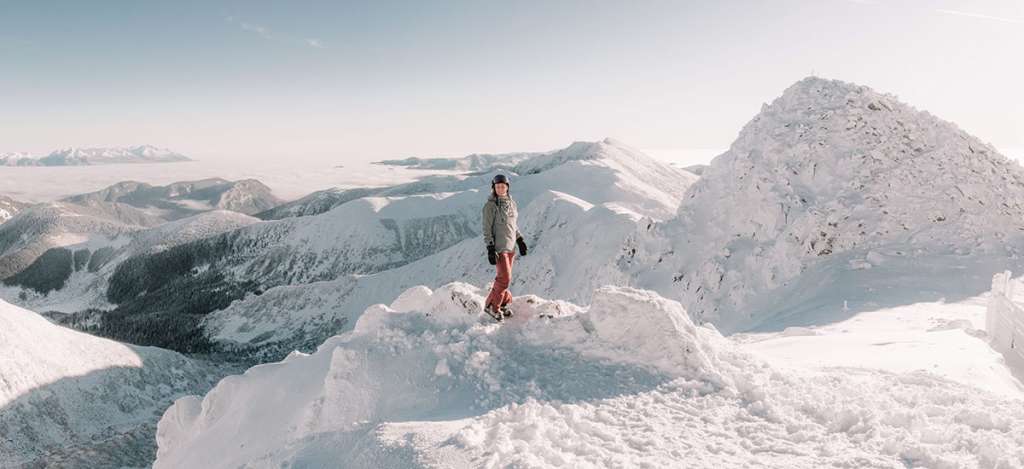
[516,236,527,256]
[487,244,496,265]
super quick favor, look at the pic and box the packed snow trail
[155,283,1024,468]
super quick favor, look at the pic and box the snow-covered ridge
[268,138,696,222]
[63,177,283,219]
[373,151,539,171]
[0,145,191,166]
[157,283,1024,468]
[0,298,220,467]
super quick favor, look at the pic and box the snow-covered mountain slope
[642,76,1024,333]
[0,299,222,468]
[202,189,654,360]
[262,139,696,221]
[156,283,1024,468]
[0,201,160,280]
[0,194,30,224]
[63,177,283,219]
[2,210,261,313]
[63,139,693,354]
[255,186,383,220]
[0,145,191,166]
[198,139,694,358]
[374,151,539,171]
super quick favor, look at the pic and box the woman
[482,173,527,320]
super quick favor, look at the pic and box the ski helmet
[491,174,509,187]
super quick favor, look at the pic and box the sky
[1,0,1021,165]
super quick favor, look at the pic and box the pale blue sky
[1,0,1021,163]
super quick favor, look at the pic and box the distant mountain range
[0,145,191,166]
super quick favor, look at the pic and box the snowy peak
[686,75,1024,243]
[0,145,192,166]
[513,138,655,175]
[662,76,1024,331]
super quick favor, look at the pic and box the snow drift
[156,283,1024,468]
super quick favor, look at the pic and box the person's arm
[482,202,495,246]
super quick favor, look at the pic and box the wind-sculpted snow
[0,299,223,468]
[156,284,1024,468]
[649,76,1024,332]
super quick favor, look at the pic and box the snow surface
[0,299,222,467]
[157,283,1024,468]
[739,291,1024,400]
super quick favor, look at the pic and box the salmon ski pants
[486,251,515,310]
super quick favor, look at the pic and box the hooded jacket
[482,193,521,253]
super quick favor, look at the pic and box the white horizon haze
[0,1,1021,166]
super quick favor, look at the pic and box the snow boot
[484,304,503,321]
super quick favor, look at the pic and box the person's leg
[486,252,513,310]
[500,253,515,307]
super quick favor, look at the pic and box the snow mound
[156,284,1024,468]
[155,284,731,468]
